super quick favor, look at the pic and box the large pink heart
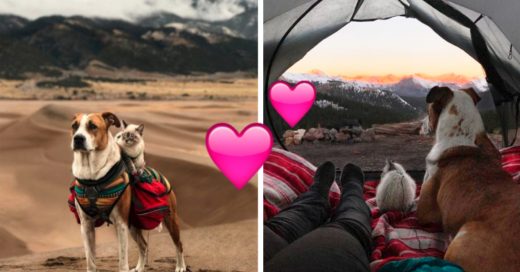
[269,81,316,127]
[206,123,273,190]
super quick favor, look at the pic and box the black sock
[309,161,336,199]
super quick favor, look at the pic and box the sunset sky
[288,17,485,81]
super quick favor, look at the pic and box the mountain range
[282,72,495,112]
[155,0,257,21]
[0,8,257,79]
[272,72,499,132]
[136,8,257,40]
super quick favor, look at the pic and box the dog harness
[73,160,130,225]
[68,157,173,229]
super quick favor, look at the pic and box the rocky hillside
[273,72,500,133]
[0,14,256,79]
[282,72,495,112]
[137,8,257,40]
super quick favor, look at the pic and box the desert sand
[0,72,257,100]
[0,99,258,271]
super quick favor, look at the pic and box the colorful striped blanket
[264,147,520,271]
[71,160,129,225]
[68,163,172,230]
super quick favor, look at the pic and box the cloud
[0,0,254,21]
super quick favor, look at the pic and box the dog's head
[71,112,121,152]
[425,86,481,134]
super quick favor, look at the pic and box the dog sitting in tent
[417,86,520,271]
[68,112,186,272]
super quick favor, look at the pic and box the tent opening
[269,17,501,171]
[265,0,520,153]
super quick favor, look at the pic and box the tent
[264,0,520,146]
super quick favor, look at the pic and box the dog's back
[433,146,520,271]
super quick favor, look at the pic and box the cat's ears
[384,159,396,171]
[121,120,144,135]
[136,124,144,136]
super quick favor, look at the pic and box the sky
[0,0,252,21]
[288,17,485,80]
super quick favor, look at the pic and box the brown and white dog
[417,87,520,271]
[71,112,186,272]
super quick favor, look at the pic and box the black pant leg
[264,226,289,262]
[332,178,373,256]
[265,223,370,272]
[265,189,330,244]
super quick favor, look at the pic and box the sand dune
[0,219,257,272]
[0,100,257,271]
[0,227,29,258]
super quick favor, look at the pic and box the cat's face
[116,122,144,147]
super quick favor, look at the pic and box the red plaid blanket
[500,145,520,182]
[264,147,520,271]
[264,148,340,220]
[365,181,448,271]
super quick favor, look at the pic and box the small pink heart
[269,81,316,127]
[206,123,273,190]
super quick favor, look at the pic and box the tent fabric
[449,0,520,53]
[264,0,520,146]
[263,0,314,22]
[353,0,406,21]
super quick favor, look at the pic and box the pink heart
[269,81,316,127]
[206,123,273,190]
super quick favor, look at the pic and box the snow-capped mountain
[135,1,257,40]
[281,72,493,114]
[282,72,417,113]
[315,99,346,110]
[282,72,343,84]
[188,0,256,20]
[141,0,256,22]
[0,14,257,77]
[390,76,488,97]
[390,76,435,97]
[278,72,498,131]
[333,85,417,112]
[0,14,28,32]
[282,72,488,97]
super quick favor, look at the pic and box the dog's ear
[136,124,144,136]
[461,87,481,105]
[426,86,454,104]
[122,120,128,128]
[102,112,121,128]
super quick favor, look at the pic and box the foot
[340,163,364,189]
[175,264,187,272]
[309,161,336,198]
[175,251,187,272]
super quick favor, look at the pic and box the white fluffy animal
[376,160,416,212]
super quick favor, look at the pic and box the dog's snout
[73,135,86,150]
